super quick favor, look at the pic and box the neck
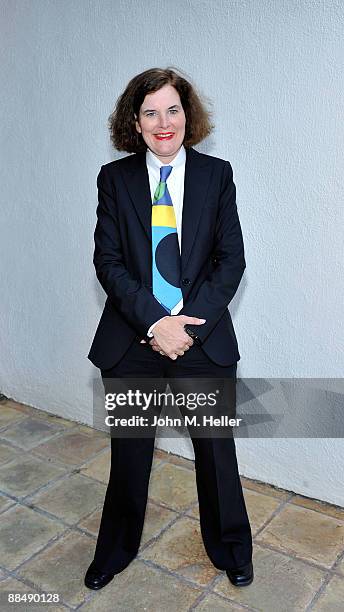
[150,146,182,164]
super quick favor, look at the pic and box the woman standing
[85,67,253,590]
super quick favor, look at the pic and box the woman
[85,67,253,590]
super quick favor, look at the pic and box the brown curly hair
[108,66,214,152]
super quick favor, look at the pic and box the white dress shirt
[146,144,186,337]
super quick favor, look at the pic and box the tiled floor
[1,398,344,611]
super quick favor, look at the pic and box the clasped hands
[140,315,206,360]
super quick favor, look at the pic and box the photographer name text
[105,415,242,428]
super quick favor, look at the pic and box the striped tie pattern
[151,165,183,314]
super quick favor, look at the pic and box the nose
[158,113,171,129]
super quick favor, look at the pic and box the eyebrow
[141,104,181,113]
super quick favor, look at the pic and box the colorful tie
[151,165,183,314]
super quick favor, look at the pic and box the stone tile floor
[0,398,344,611]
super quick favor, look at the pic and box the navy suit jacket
[87,146,246,369]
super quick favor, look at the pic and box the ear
[134,114,141,134]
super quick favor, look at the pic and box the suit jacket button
[182,278,191,286]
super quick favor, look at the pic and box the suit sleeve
[178,161,246,344]
[93,165,169,337]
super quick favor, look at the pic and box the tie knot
[160,165,172,182]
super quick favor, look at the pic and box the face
[135,84,186,163]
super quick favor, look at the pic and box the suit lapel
[121,146,212,270]
[181,147,212,269]
[121,151,152,242]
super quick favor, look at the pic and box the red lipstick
[154,133,174,141]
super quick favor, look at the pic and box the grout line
[0,466,72,505]
[0,417,29,434]
[0,403,92,436]
[330,548,344,573]
[243,483,344,522]
[0,566,74,610]
[23,470,107,506]
[0,498,88,537]
[134,556,255,611]
[189,584,257,611]
[156,457,195,472]
[133,556,218,591]
[145,496,199,517]
[137,512,193,555]
[0,504,16,517]
[4,527,95,575]
[304,572,335,611]
[252,539,338,574]
[0,529,70,578]
[0,417,74,448]
[285,498,344,521]
[27,442,110,471]
[252,493,295,538]
[0,434,110,478]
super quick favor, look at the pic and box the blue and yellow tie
[151,165,183,314]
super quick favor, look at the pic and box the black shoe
[226,561,254,587]
[84,561,115,590]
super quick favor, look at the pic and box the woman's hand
[139,337,174,356]
[144,315,205,360]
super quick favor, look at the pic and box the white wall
[1,0,343,505]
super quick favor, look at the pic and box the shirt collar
[146,144,186,171]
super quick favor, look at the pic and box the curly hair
[108,66,214,152]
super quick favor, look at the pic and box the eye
[145,111,156,117]
[169,109,178,114]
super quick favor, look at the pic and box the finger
[178,347,188,355]
[151,342,163,350]
[180,316,206,325]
